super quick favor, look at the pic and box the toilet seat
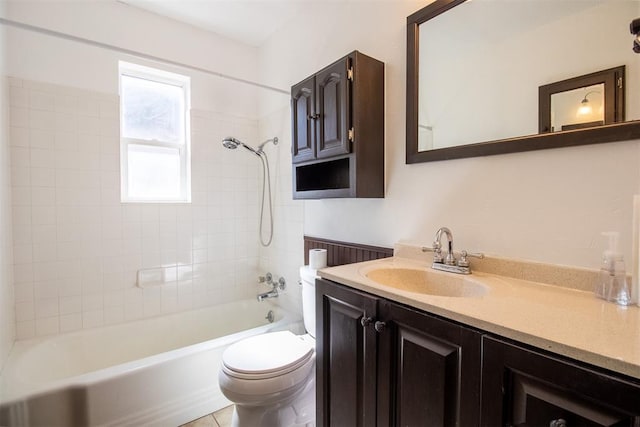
[222,331,314,380]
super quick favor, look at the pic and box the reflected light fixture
[630,17,640,53]
[577,91,599,117]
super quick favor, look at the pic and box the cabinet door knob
[307,114,319,120]
[374,321,386,332]
[550,419,567,427]
[360,317,373,327]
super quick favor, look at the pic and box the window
[119,62,191,202]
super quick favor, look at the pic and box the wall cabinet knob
[360,317,373,327]
[550,419,567,427]
[374,321,387,332]
[307,114,319,120]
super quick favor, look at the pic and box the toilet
[218,266,317,427]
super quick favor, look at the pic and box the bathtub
[0,299,296,426]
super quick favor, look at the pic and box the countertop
[318,256,640,380]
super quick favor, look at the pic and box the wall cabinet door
[291,76,316,163]
[316,279,378,427]
[315,58,351,160]
[377,300,481,427]
[481,336,640,427]
[291,59,351,164]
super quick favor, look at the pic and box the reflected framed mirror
[538,66,624,133]
[406,0,640,164]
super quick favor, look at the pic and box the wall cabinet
[317,278,640,427]
[291,51,384,199]
[316,278,481,426]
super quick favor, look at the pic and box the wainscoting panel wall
[303,236,393,267]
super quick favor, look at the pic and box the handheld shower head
[222,137,241,149]
[221,136,278,156]
[221,137,259,155]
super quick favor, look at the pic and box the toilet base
[230,376,315,427]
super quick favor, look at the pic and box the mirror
[406,0,640,163]
[539,66,624,133]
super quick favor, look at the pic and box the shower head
[222,137,241,149]
[221,136,278,156]
[222,137,259,155]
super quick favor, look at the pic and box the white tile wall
[1,76,17,369]
[10,77,264,339]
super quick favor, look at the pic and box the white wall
[260,1,640,270]
[0,1,16,370]
[3,0,261,88]
[3,2,291,339]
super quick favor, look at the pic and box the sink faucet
[257,274,286,301]
[433,227,455,265]
[423,227,484,274]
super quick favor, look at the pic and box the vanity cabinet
[317,278,640,427]
[481,337,640,427]
[316,278,481,426]
[291,51,384,199]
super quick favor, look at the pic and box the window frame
[119,61,191,203]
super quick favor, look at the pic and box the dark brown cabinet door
[316,279,378,427]
[315,58,351,160]
[481,336,640,427]
[317,279,482,427]
[291,76,316,164]
[377,301,481,427]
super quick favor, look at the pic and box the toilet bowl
[218,266,317,427]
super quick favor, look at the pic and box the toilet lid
[222,331,314,379]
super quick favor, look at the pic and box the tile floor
[180,405,234,427]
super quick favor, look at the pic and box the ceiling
[119,0,308,47]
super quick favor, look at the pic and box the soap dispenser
[595,232,632,305]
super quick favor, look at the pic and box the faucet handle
[259,272,273,284]
[458,250,484,268]
[422,245,444,263]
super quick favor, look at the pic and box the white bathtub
[0,299,295,426]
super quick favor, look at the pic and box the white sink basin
[364,267,488,298]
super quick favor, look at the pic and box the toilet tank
[299,266,318,338]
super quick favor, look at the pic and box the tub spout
[256,276,286,301]
[257,288,279,302]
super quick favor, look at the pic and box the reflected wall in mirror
[406,0,640,163]
[539,66,624,133]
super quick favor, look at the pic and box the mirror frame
[406,0,640,164]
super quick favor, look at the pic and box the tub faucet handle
[259,272,273,284]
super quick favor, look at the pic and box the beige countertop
[318,255,640,380]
